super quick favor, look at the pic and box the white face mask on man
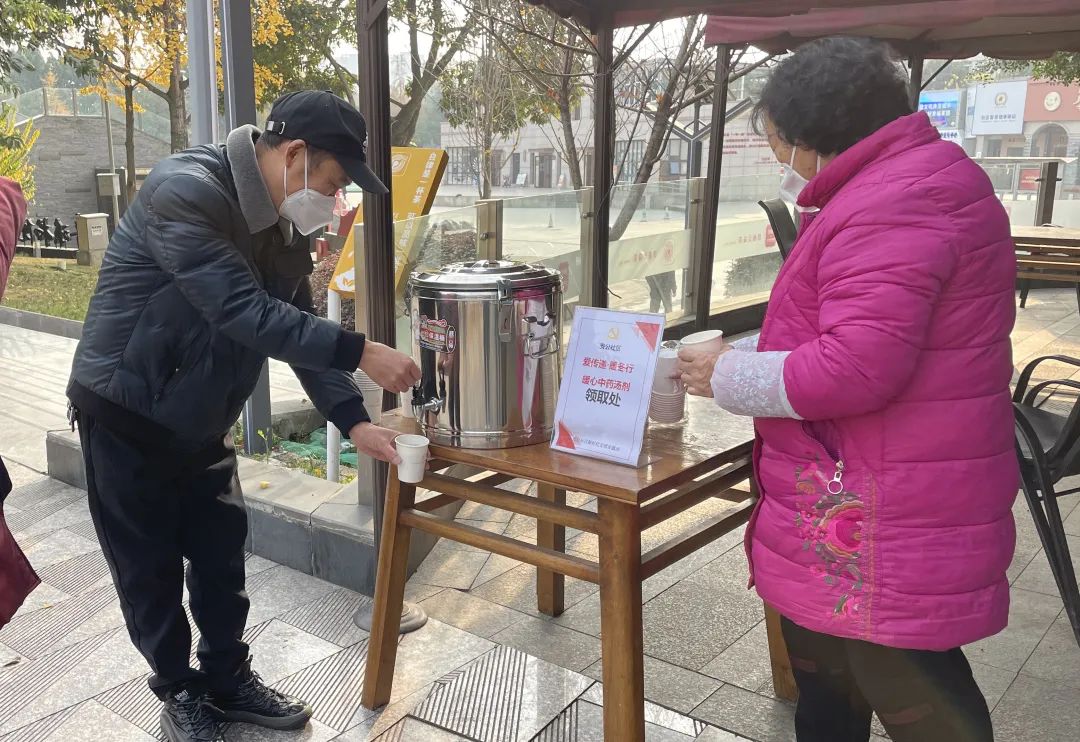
[778,147,821,213]
[279,150,336,235]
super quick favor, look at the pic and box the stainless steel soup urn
[406,260,563,448]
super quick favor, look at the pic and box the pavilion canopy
[703,0,1080,59]
[525,0,923,30]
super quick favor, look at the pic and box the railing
[1,87,172,142]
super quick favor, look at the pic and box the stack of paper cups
[353,371,384,425]
[400,390,416,419]
[651,340,685,424]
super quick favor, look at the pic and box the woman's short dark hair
[751,37,915,156]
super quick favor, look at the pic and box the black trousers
[78,412,250,699]
[781,617,994,742]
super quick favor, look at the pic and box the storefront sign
[970,81,1028,136]
[919,90,961,131]
[1024,81,1080,122]
[551,307,665,465]
[330,147,448,295]
[1019,167,1042,192]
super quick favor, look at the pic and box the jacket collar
[225,125,280,235]
[798,112,941,212]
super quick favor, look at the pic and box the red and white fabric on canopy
[703,0,1080,59]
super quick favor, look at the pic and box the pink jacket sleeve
[783,187,959,421]
[0,177,28,301]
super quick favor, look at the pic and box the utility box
[76,213,110,267]
[96,172,121,197]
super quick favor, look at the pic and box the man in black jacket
[67,91,419,742]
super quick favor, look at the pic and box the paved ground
[2,289,1080,740]
[0,324,311,473]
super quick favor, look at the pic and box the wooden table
[1013,226,1080,310]
[360,398,793,740]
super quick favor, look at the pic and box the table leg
[597,499,645,742]
[536,483,566,616]
[764,603,798,702]
[361,471,417,709]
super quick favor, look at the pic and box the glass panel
[978,161,1080,229]
[11,90,45,121]
[709,173,782,315]
[76,92,104,117]
[607,179,693,324]
[392,206,479,355]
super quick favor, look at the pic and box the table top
[382,395,754,504]
[1012,226,1080,247]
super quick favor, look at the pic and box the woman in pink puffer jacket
[680,39,1016,742]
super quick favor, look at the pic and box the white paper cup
[400,391,416,418]
[394,434,429,483]
[654,347,682,394]
[680,329,724,354]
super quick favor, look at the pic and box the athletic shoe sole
[205,703,313,731]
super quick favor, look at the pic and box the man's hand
[358,341,420,393]
[678,344,732,398]
[349,423,403,465]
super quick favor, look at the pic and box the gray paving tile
[966,588,1064,671]
[970,660,1019,713]
[0,642,25,671]
[228,718,339,741]
[413,644,592,741]
[577,683,712,738]
[10,581,71,617]
[22,529,98,574]
[23,700,157,742]
[491,615,601,673]
[245,552,278,576]
[642,579,763,671]
[3,460,49,490]
[335,683,434,740]
[470,552,524,590]
[992,671,1080,742]
[0,629,147,734]
[551,592,602,637]
[534,697,698,741]
[471,564,598,619]
[402,580,443,604]
[371,717,472,741]
[1020,612,1080,690]
[699,621,771,692]
[1013,533,1080,599]
[694,727,747,741]
[692,684,796,742]
[1009,502,1048,583]
[409,543,491,591]
[418,588,529,639]
[279,588,370,648]
[248,619,342,685]
[245,565,339,626]
[583,654,721,714]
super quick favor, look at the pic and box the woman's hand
[678,345,730,398]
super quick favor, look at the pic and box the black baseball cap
[266,90,388,194]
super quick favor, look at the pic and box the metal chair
[1013,354,1080,646]
[758,199,799,262]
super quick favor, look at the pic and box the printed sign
[918,89,961,131]
[329,147,448,295]
[1024,81,1080,122]
[418,316,457,353]
[550,307,665,465]
[970,81,1028,136]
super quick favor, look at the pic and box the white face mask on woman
[779,148,821,213]
[279,150,336,235]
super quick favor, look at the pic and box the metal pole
[1035,161,1061,225]
[908,50,925,110]
[326,288,342,483]
[186,0,218,144]
[102,96,121,228]
[693,45,732,330]
[220,0,258,128]
[588,21,615,308]
[353,0,426,634]
[218,0,270,455]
